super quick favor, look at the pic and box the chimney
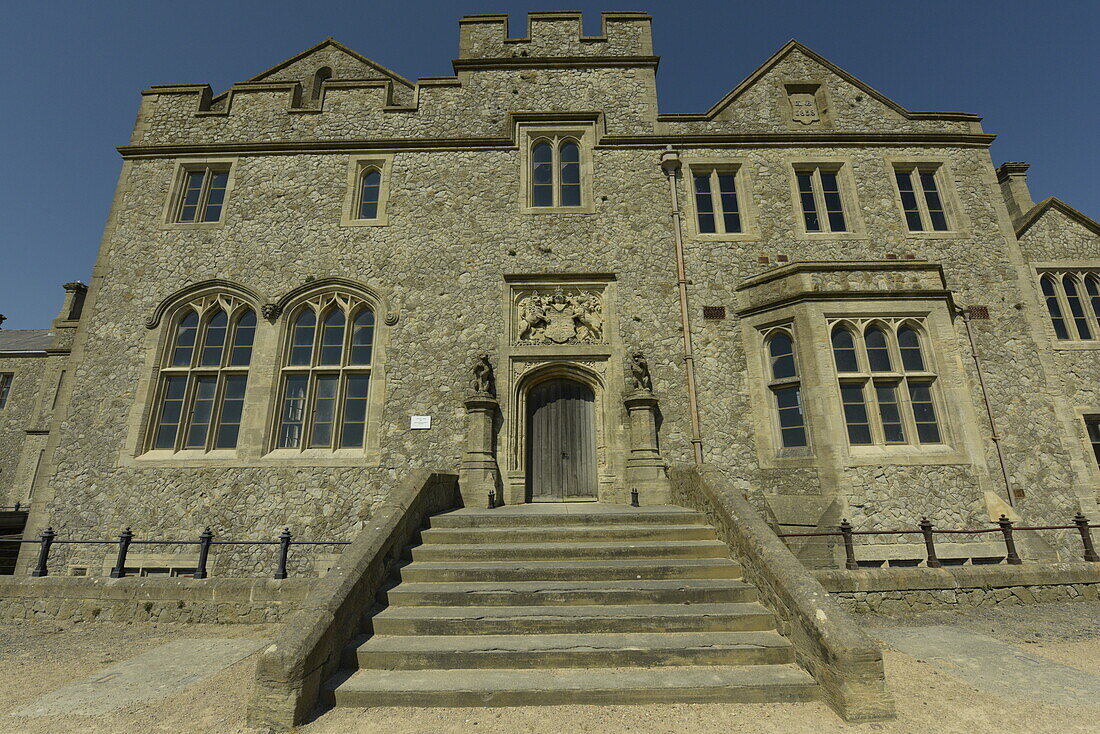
[997,162,1034,222]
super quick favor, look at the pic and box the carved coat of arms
[788,92,820,125]
[516,288,604,345]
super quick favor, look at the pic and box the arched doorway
[526,378,597,501]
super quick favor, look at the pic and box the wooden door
[526,378,597,501]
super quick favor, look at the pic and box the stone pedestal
[459,393,501,507]
[623,389,671,504]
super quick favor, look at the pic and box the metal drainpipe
[661,148,704,464]
[958,306,1015,506]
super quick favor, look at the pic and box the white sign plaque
[410,415,432,429]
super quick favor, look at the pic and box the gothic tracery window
[150,296,255,452]
[531,137,582,208]
[1040,271,1100,341]
[830,319,942,447]
[275,292,375,451]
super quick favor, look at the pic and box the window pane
[718,173,740,233]
[179,171,204,222]
[0,374,10,409]
[318,310,346,365]
[1063,275,1093,340]
[840,383,872,444]
[1041,276,1070,340]
[797,173,820,231]
[908,382,941,444]
[310,375,339,448]
[277,375,309,448]
[171,312,199,367]
[1085,276,1100,333]
[202,171,229,222]
[349,309,375,365]
[215,375,247,449]
[532,142,553,207]
[1087,418,1100,469]
[200,310,228,366]
[340,374,370,448]
[290,310,316,365]
[820,172,846,231]
[898,327,925,371]
[919,171,948,231]
[154,376,187,449]
[184,376,217,449]
[831,328,859,372]
[865,327,892,371]
[692,174,715,232]
[896,170,923,231]
[359,168,381,219]
[229,310,256,366]
[559,143,581,206]
[774,386,807,447]
[875,383,905,444]
[768,332,797,379]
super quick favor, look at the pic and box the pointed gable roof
[669,39,979,123]
[1015,197,1100,239]
[246,37,413,89]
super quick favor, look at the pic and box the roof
[1015,197,1100,238]
[0,329,52,353]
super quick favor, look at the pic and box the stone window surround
[1032,263,1100,349]
[517,122,596,214]
[123,279,392,468]
[784,156,867,240]
[0,372,11,409]
[883,155,968,238]
[159,157,238,230]
[759,323,812,456]
[681,157,759,241]
[742,300,974,469]
[339,154,394,227]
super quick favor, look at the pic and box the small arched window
[864,327,892,372]
[311,66,332,101]
[1086,275,1100,333]
[1063,274,1093,340]
[897,326,925,371]
[1041,274,1070,340]
[276,295,377,451]
[764,329,806,448]
[151,300,256,452]
[831,327,858,372]
[357,168,382,220]
[530,137,583,208]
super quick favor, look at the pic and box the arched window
[1041,274,1070,340]
[530,138,583,208]
[151,300,256,452]
[1063,274,1093,340]
[357,168,382,220]
[830,319,942,447]
[1086,275,1100,333]
[831,326,858,372]
[764,329,806,448]
[311,66,332,101]
[276,293,376,451]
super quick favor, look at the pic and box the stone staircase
[322,503,819,707]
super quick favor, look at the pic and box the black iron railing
[777,513,1100,569]
[0,526,350,579]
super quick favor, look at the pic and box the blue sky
[1,1,1096,328]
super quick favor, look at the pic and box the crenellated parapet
[457,11,653,60]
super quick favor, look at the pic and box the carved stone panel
[512,285,607,345]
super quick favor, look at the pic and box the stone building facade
[8,11,1100,573]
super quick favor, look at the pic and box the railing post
[631,488,640,507]
[194,527,213,579]
[997,515,1023,565]
[29,527,55,577]
[13,502,20,511]
[487,490,496,509]
[274,528,291,580]
[109,527,133,578]
[1074,513,1100,562]
[919,517,942,568]
[840,519,858,570]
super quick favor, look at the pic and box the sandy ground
[0,602,1098,734]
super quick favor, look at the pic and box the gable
[246,38,413,90]
[1015,198,1100,263]
[667,41,979,134]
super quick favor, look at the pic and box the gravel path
[0,602,1097,733]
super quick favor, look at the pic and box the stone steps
[382,578,758,606]
[409,539,730,562]
[347,631,796,669]
[326,502,819,709]
[324,665,819,707]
